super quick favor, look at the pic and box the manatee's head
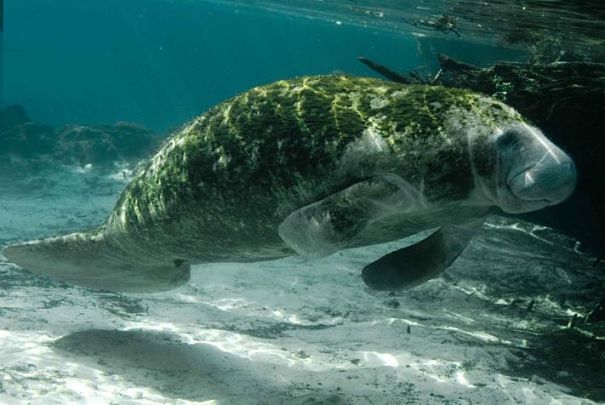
[470,119,576,214]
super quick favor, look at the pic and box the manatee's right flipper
[2,232,190,293]
[362,221,482,290]
[278,174,427,257]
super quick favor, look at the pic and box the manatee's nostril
[522,171,535,188]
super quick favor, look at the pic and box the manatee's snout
[496,123,576,213]
[507,157,576,205]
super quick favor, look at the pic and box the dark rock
[53,122,160,166]
[0,104,161,169]
[0,105,30,133]
[0,122,55,158]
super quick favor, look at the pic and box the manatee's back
[99,76,482,261]
[99,75,412,261]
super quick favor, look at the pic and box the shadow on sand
[51,329,348,404]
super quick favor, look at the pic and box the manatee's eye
[496,130,519,149]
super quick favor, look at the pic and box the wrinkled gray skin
[487,124,577,213]
[2,76,576,293]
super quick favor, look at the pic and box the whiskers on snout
[495,123,577,213]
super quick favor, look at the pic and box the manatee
[2,76,577,292]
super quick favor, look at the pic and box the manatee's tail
[2,232,190,293]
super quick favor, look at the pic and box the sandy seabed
[0,165,603,404]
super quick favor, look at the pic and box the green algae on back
[103,75,521,261]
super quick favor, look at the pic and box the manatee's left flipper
[278,174,426,257]
[362,220,483,290]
